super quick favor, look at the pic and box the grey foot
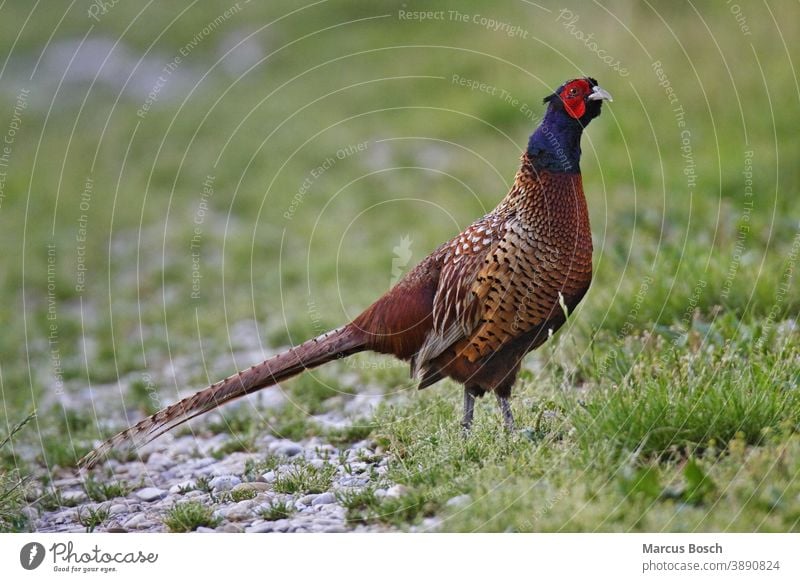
[496,394,515,431]
[461,388,476,432]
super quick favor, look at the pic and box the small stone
[25,487,43,503]
[108,504,129,516]
[147,452,170,467]
[209,475,241,492]
[53,477,82,489]
[246,522,275,533]
[311,492,336,506]
[298,494,318,506]
[323,504,347,520]
[61,490,87,504]
[385,485,408,499]
[169,480,196,494]
[446,494,471,508]
[51,509,77,524]
[272,440,303,457]
[337,476,369,488]
[122,514,149,529]
[309,459,325,469]
[224,500,255,521]
[135,487,168,502]
[232,482,270,494]
[218,523,244,533]
[195,526,217,533]
[374,488,387,499]
[210,458,247,476]
[261,471,276,483]
[21,506,39,521]
[314,523,346,533]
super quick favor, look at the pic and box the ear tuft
[543,94,556,104]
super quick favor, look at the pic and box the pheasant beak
[588,86,613,102]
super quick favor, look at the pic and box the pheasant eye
[568,87,578,97]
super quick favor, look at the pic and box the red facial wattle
[560,79,591,119]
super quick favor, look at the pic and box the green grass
[258,499,295,521]
[84,477,132,502]
[0,412,35,532]
[230,488,258,503]
[163,501,221,533]
[273,461,337,495]
[0,0,798,532]
[242,457,283,482]
[77,505,110,533]
[363,316,800,531]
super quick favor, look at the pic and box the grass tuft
[163,501,221,532]
[273,462,336,495]
[258,499,295,521]
[0,411,35,532]
[77,505,109,533]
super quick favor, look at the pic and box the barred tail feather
[79,325,364,469]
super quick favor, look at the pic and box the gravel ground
[33,431,399,533]
[25,332,408,533]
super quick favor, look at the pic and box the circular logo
[20,542,46,570]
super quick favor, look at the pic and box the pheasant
[79,77,611,469]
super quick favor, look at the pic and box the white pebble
[445,494,471,508]
[135,487,168,502]
[385,485,408,499]
[209,475,241,492]
[311,492,336,506]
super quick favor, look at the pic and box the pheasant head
[527,77,612,173]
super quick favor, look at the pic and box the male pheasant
[80,77,611,468]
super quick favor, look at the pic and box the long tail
[79,325,365,469]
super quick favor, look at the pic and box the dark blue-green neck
[527,108,584,174]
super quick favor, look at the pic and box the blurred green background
[0,0,798,531]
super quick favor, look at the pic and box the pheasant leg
[496,394,515,431]
[461,388,476,432]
